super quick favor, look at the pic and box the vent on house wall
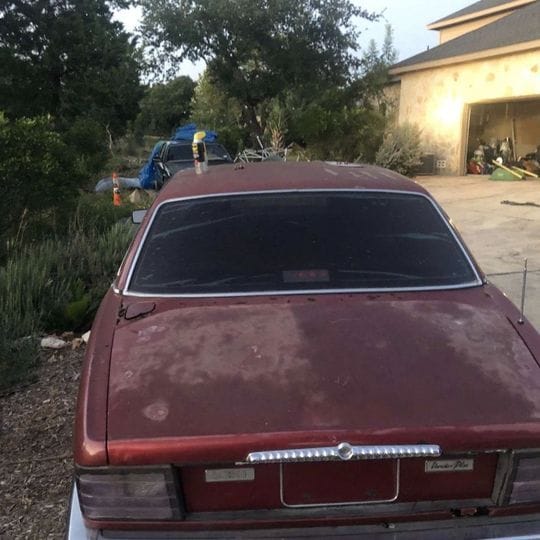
[417,154,435,175]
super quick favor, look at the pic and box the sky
[115,0,473,80]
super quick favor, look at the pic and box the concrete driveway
[416,175,540,330]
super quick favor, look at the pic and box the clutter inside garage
[467,99,540,179]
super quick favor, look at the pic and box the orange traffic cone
[112,172,122,206]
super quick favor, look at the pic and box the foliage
[64,117,111,179]
[265,98,288,151]
[0,209,135,389]
[0,114,82,257]
[359,25,399,109]
[375,122,423,177]
[138,0,377,134]
[0,0,142,138]
[190,71,249,154]
[134,76,196,137]
[279,86,385,163]
[0,285,38,390]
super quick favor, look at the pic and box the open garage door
[466,98,540,175]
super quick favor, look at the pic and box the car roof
[154,161,429,203]
[166,140,223,146]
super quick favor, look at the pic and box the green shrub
[0,113,84,257]
[0,215,135,389]
[375,122,423,177]
[0,264,39,389]
[63,117,110,179]
[73,192,140,234]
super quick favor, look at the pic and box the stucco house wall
[397,50,540,175]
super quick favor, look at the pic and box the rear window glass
[166,143,229,162]
[128,192,478,294]
[165,145,193,161]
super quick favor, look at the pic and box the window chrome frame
[123,189,483,298]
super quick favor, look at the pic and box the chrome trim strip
[246,444,441,463]
[122,281,481,298]
[279,460,400,508]
[111,283,122,294]
[123,189,483,297]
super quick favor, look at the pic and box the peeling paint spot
[532,64,539,73]
[137,325,168,343]
[486,73,495,82]
[250,345,263,359]
[143,400,169,422]
[452,72,459,82]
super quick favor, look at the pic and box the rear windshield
[128,192,478,295]
[165,145,192,161]
[166,143,230,162]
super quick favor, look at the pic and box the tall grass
[0,211,135,390]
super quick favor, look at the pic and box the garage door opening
[466,98,540,175]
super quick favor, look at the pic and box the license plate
[281,460,398,507]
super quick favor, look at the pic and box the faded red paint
[106,287,540,463]
[74,162,540,532]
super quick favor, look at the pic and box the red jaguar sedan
[68,161,540,539]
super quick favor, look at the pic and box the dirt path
[0,347,84,539]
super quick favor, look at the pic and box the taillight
[509,455,540,505]
[76,466,183,520]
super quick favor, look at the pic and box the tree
[0,114,81,253]
[134,76,196,137]
[190,71,248,153]
[0,0,142,137]
[137,0,377,135]
[358,24,398,108]
[286,88,386,162]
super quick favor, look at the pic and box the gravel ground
[0,346,84,539]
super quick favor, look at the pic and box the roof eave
[389,39,540,76]
[427,0,536,30]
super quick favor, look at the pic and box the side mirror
[132,209,147,224]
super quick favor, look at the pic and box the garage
[466,97,540,174]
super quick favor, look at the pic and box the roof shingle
[430,0,527,26]
[392,0,540,72]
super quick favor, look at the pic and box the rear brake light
[76,466,183,520]
[509,455,540,505]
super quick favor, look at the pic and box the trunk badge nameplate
[425,459,474,472]
[205,468,255,483]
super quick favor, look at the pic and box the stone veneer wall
[397,50,540,175]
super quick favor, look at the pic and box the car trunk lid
[107,289,540,464]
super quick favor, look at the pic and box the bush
[0,113,82,257]
[0,269,39,389]
[63,117,110,180]
[375,122,423,177]
[0,214,135,390]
